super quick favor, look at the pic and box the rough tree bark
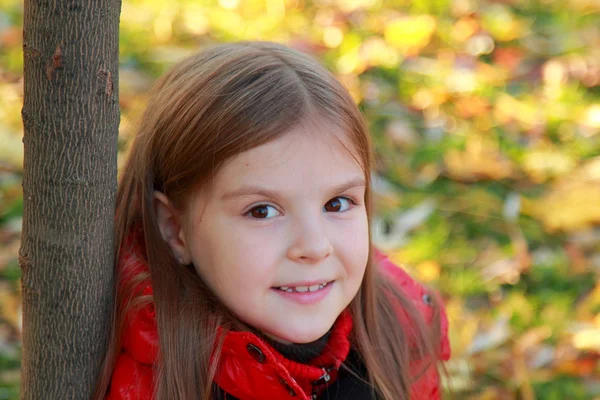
[20,0,121,398]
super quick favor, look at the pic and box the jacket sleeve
[106,351,154,400]
[120,284,159,365]
[374,251,451,399]
[106,283,158,399]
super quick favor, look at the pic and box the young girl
[94,41,450,400]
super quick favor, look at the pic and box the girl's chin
[261,332,294,345]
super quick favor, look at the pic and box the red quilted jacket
[106,229,451,400]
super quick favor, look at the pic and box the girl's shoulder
[374,250,451,361]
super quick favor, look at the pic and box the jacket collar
[215,311,353,399]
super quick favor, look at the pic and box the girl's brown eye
[251,206,269,218]
[324,197,352,212]
[248,204,279,219]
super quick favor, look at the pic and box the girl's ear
[153,190,191,264]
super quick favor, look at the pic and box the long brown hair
[94,41,445,400]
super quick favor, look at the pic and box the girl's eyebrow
[220,177,366,200]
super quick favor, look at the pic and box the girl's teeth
[277,282,330,293]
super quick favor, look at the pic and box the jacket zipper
[311,367,334,399]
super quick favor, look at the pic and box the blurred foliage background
[1,0,600,398]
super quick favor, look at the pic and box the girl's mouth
[274,281,333,293]
[271,281,335,305]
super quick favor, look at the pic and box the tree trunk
[20,0,121,398]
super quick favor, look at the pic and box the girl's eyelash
[242,195,363,219]
[340,196,360,206]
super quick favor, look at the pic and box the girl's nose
[286,217,333,263]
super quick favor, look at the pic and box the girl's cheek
[338,217,369,264]
[335,212,368,238]
[231,224,286,258]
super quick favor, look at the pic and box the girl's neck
[263,329,332,364]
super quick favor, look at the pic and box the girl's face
[156,123,369,343]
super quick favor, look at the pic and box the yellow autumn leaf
[445,298,478,357]
[531,186,600,232]
[0,128,23,169]
[482,4,529,42]
[523,158,600,232]
[493,94,542,130]
[387,250,408,270]
[360,37,401,68]
[0,286,21,331]
[208,9,246,38]
[416,260,441,282]
[573,328,600,351]
[323,26,343,48]
[522,148,576,183]
[467,387,505,400]
[579,103,600,132]
[452,16,479,43]
[182,4,210,36]
[384,15,436,55]
[444,134,514,182]
[336,51,361,74]
[574,284,600,320]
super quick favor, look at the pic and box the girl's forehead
[219,125,363,181]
